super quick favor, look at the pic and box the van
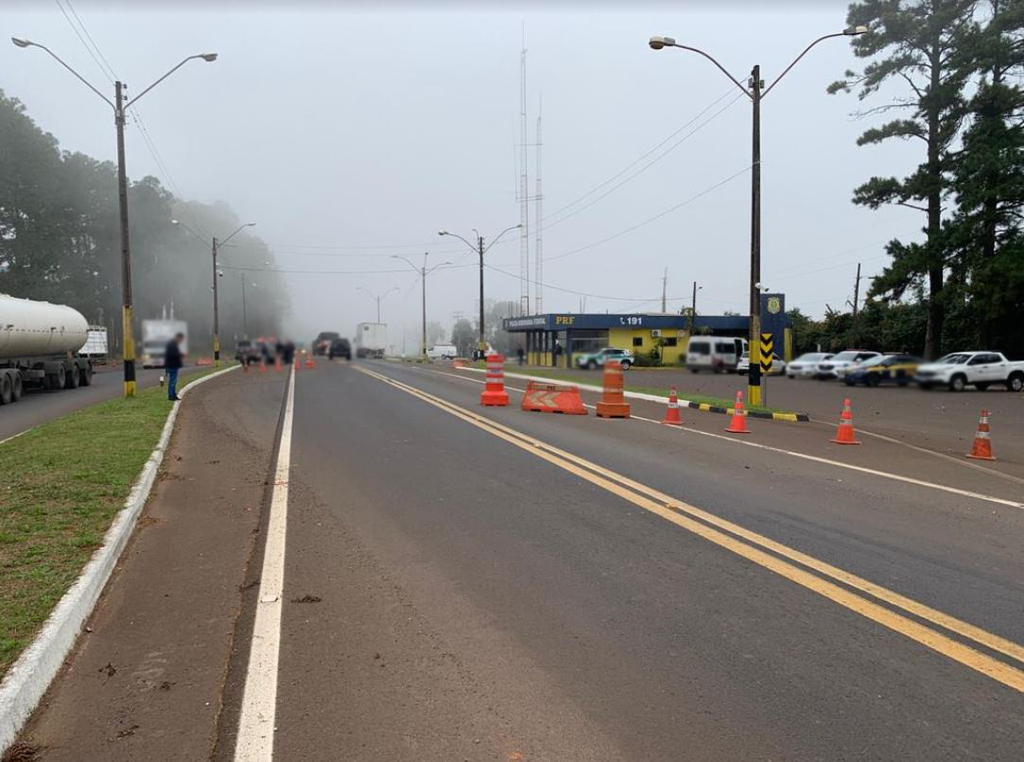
[426,344,458,360]
[686,336,746,373]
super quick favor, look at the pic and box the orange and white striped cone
[662,386,682,426]
[258,360,267,375]
[725,390,750,434]
[596,360,631,418]
[830,398,860,445]
[480,354,509,406]
[274,355,283,372]
[966,410,995,461]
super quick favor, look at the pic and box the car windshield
[858,355,888,368]
[795,353,828,362]
[831,351,865,362]
[937,353,970,364]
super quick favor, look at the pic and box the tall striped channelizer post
[480,354,509,407]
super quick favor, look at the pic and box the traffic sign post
[759,332,774,406]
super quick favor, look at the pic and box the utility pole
[114,80,136,395]
[661,267,668,313]
[690,280,699,336]
[852,262,862,319]
[212,237,221,365]
[421,256,428,360]
[240,273,248,338]
[478,234,486,357]
[748,64,764,407]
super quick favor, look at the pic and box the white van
[686,336,746,373]
[426,344,458,360]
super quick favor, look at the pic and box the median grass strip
[0,368,220,678]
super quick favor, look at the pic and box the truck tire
[11,372,23,401]
[66,363,80,389]
[48,363,66,391]
[1007,373,1024,393]
[949,374,967,392]
[80,363,93,386]
[0,373,12,405]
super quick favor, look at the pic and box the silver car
[786,352,833,378]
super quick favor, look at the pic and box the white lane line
[234,367,295,762]
[400,365,1024,511]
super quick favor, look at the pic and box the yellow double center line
[355,365,1024,693]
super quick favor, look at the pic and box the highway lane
[235,359,1024,760]
[0,364,215,442]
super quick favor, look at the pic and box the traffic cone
[480,354,509,406]
[294,353,301,371]
[725,390,750,434]
[830,398,860,445]
[662,386,682,425]
[966,410,996,461]
[305,352,316,370]
[258,361,267,375]
[274,355,283,372]
[596,361,631,418]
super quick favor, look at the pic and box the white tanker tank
[0,294,95,406]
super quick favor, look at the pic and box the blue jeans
[167,368,179,399]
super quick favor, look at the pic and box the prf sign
[555,315,576,326]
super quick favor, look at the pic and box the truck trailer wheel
[80,363,93,386]
[66,363,80,389]
[0,373,12,405]
[11,373,23,401]
[48,364,66,391]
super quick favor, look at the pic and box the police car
[843,354,921,387]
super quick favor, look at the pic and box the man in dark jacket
[164,332,185,401]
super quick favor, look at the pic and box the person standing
[164,332,185,401]
[516,346,525,366]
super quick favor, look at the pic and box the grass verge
[0,367,221,678]
[479,366,782,414]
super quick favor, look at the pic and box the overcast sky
[3,1,923,347]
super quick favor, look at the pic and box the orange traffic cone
[662,386,682,426]
[831,398,860,445]
[966,410,995,461]
[596,361,631,418]
[480,354,509,406]
[725,391,750,434]
[305,352,316,370]
[274,355,283,372]
[258,361,267,375]
[294,353,301,371]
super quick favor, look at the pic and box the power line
[53,0,114,83]
[541,91,744,232]
[544,164,752,264]
[63,0,118,80]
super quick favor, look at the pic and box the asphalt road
[0,364,212,443]
[520,362,1024,467]
[18,360,1024,760]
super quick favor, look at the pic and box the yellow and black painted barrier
[681,398,808,423]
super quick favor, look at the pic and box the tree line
[0,88,287,354]
[822,0,1024,359]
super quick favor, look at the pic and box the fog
[2,1,922,352]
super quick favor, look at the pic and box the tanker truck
[0,294,94,406]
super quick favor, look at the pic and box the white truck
[355,322,387,359]
[80,325,109,363]
[141,319,188,369]
[914,351,1024,392]
[0,294,94,406]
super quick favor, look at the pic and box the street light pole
[648,27,866,407]
[210,223,255,366]
[439,224,520,359]
[392,254,452,361]
[690,281,701,337]
[12,37,218,397]
[241,274,248,338]
[356,287,399,324]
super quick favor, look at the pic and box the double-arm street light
[172,220,256,365]
[391,253,452,360]
[649,26,867,406]
[356,287,399,324]
[438,224,521,358]
[13,36,217,396]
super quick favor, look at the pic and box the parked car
[234,340,259,366]
[685,337,745,373]
[816,350,882,379]
[914,351,1024,392]
[313,331,340,356]
[844,354,921,387]
[328,338,352,360]
[736,351,786,375]
[575,347,634,370]
[786,352,833,378]
[427,344,458,360]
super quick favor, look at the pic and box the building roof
[503,313,754,333]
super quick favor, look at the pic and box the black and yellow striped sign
[759,332,774,373]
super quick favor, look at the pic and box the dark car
[329,338,352,360]
[844,354,922,387]
[313,331,340,356]
[234,340,259,366]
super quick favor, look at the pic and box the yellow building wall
[608,328,690,365]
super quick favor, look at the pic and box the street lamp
[649,26,866,406]
[439,224,520,358]
[14,36,217,397]
[356,287,399,324]
[391,253,452,360]
[173,219,255,365]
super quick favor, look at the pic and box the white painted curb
[0,364,239,753]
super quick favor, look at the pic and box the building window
[632,337,644,347]
[662,337,678,347]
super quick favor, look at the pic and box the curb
[458,367,809,422]
[0,364,239,754]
